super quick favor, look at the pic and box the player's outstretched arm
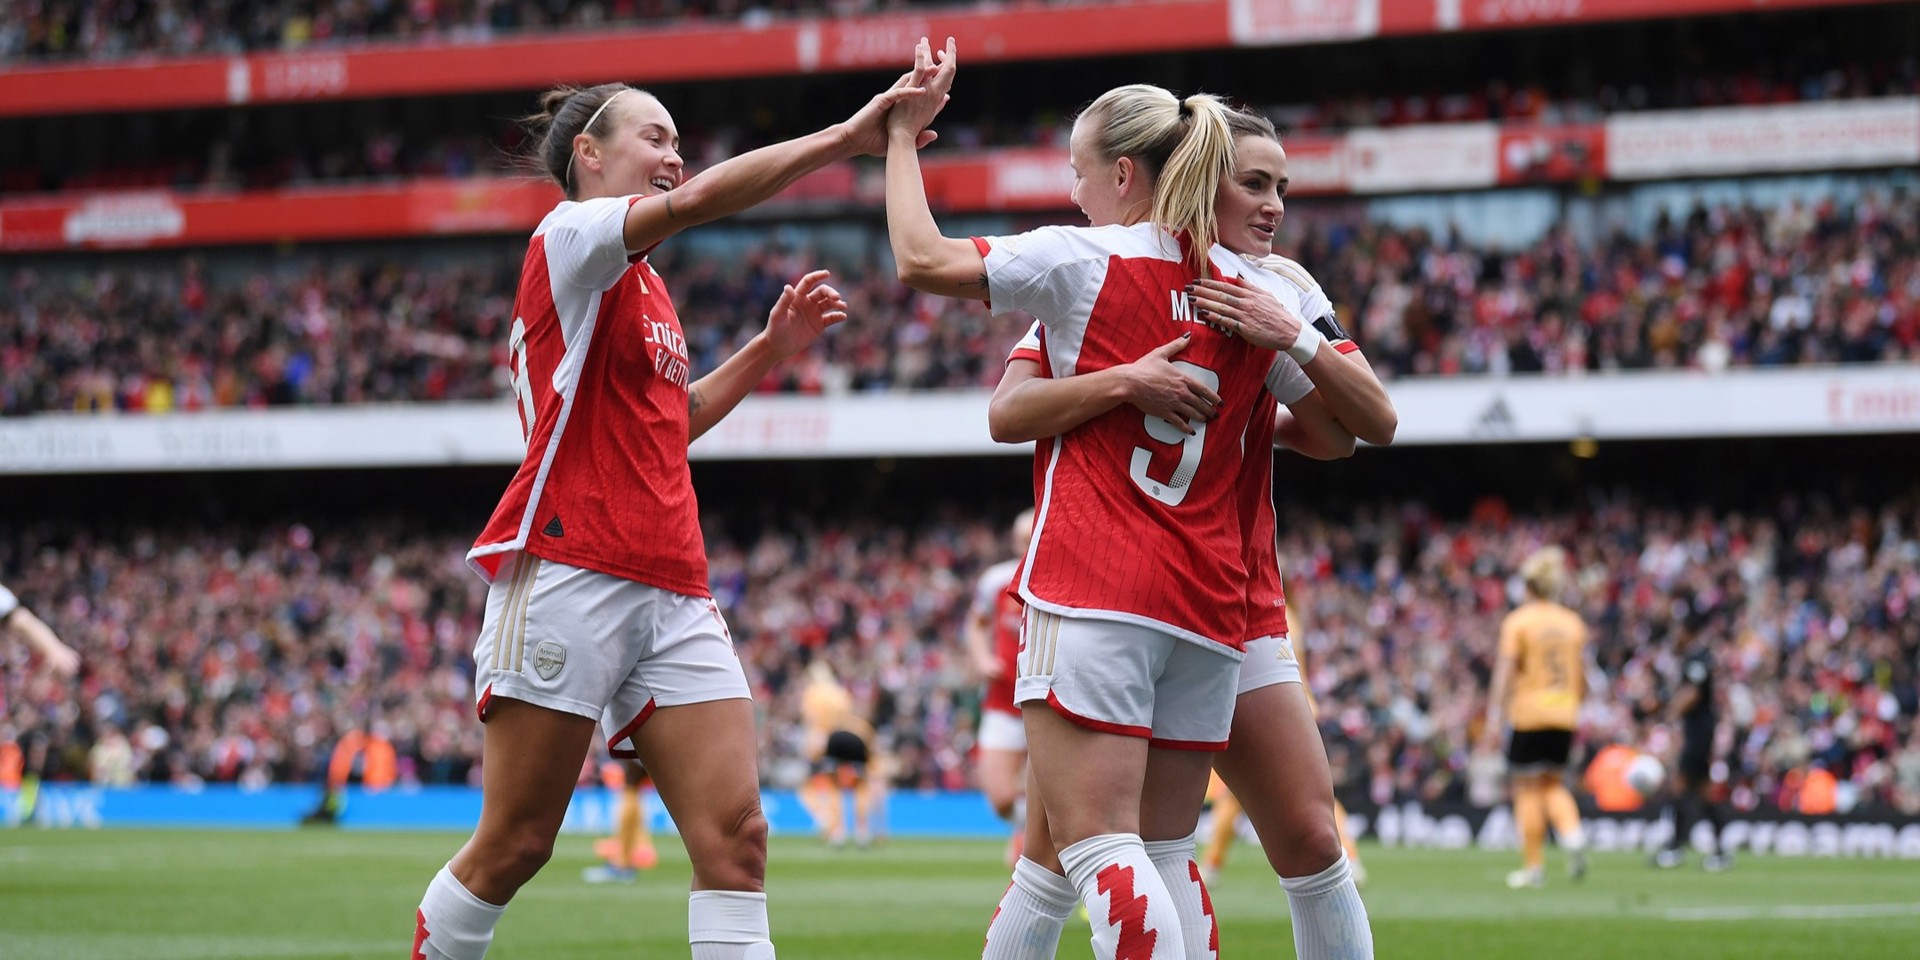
[988,336,1220,443]
[885,38,990,301]
[687,271,848,441]
[7,606,79,676]
[621,69,939,254]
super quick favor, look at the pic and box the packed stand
[4,492,1918,814]
[5,193,1916,417]
[0,513,1000,793]
[5,58,1912,195]
[0,0,951,62]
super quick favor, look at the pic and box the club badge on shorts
[533,641,567,680]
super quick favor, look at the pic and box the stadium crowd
[4,193,1914,417]
[5,492,1918,815]
[0,0,927,61]
[7,58,1912,194]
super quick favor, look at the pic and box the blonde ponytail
[1151,94,1236,277]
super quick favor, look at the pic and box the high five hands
[841,46,951,156]
[887,37,958,141]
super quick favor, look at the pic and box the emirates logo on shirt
[644,318,691,389]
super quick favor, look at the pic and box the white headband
[565,89,628,192]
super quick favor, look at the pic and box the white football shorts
[472,554,751,758]
[1235,634,1303,696]
[1015,607,1242,751]
[978,708,1028,753]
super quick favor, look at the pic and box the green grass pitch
[2,829,1917,958]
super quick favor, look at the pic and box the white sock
[415,864,506,960]
[1060,833,1187,960]
[1144,833,1216,960]
[1562,829,1587,851]
[1278,855,1374,960]
[689,890,775,960]
[982,857,1078,960]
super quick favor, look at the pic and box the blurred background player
[1482,546,1590,889]
[302,721,398,825]
[799,660,879,848]
[585,758,660,883]
[966,509,1035,864]
[1654,608,1734,872]
[0,579,80,820]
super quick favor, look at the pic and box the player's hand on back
[764,270,849,359]
[1186,277,1304,352]
[1120,334,1221,436]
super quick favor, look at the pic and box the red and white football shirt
[1235,255,1331,642]
[971,558,1024,716]
[468,197,708,597]
[976,222,1314,651]
[1010,316,1314,645]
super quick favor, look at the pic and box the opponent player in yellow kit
[1483,547,1590,888]
[799,661,879,847]
[585,759,659,883]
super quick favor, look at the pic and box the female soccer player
[965,510,1035,863]
[410,71,939,960]
[887,40,1367,960]
[981,107,1389,960]
[1484,546,1591,887]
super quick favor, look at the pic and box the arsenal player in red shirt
[411,69,940,960]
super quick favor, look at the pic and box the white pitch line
[1665,903,1920,922]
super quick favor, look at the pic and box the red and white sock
[414,864,506,960]
[689,890,775,960]
[982,856,1078,960]
[1144,833,1217,960]
[1279,855,1374,960]
[1059,833,1186,960]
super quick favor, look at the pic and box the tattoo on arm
[688,388,706,415]
[966,272,989,290]
[664,195,676,220]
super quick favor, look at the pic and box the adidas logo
[542,515,565,538]
[1472,396,1516,437]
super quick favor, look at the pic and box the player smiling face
[575,93,685,200]
[1214,134,1288,257]
[1067,116,1146,228]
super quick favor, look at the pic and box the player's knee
[472,826,558,892]
[1268,816,1344,879]
[692,798,769,890]
[985,784,1018,820]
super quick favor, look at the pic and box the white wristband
[1286,321,1325,365]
